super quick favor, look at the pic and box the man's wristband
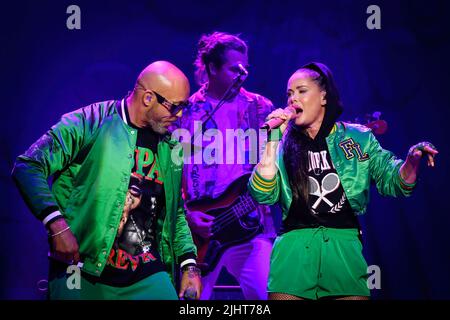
[43,210,63,227]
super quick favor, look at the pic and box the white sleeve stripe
[121,99,128,125]
[180,259,196,268]
[42,211,63,226]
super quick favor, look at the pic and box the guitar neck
[233,195,257,218]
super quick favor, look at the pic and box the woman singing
[249,62,438,300]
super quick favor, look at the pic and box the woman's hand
[266,107,295,135]
[400,141,438,184]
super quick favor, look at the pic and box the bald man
[12,61,201,300]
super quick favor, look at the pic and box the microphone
[260,106,296,131]
[237,63,248,76]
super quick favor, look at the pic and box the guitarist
[179,32,275,300]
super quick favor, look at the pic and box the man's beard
[148,118,168,135]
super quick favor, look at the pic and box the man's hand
[179,266,202,300]
[186,210,214,239]
[48,218,80,264]
[400,141,438,184]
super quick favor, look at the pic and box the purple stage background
[1,0,449,299]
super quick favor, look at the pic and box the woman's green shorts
[268,227,370,299]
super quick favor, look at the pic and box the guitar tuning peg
[372,111,382,120]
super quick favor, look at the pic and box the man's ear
[209,62,217,76]
[143,92,153,107]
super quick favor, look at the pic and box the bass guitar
[185,173,262,275]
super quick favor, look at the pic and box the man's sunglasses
[136,84,190,115]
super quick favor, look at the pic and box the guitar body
[185,174,262,275]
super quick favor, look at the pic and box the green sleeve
[368,132,416,197]
[248,167,281,205]
[11,107,91,220]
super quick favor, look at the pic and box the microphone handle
[260,117,285,131]
[260,107,296,131]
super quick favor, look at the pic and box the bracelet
[182,265,201,277]
[50,226,70,238]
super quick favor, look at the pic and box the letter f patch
[339,138,369,161]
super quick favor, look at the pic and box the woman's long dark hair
[283,62,343,209]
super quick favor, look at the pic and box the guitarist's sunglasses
[136,83,191,115]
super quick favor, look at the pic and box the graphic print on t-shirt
[307,150,348,215]
[116,145,164,256]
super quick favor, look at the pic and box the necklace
[129,214,151,253]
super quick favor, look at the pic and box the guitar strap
[247,93,262,165]
[248,93,259,130]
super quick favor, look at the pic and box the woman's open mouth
[292,105,303,115]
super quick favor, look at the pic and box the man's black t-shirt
[93,103,166,287]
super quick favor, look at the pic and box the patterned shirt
[179,86,276,238]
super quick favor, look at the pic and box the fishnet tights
[269,293,305,300]
[269,293,369,300]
